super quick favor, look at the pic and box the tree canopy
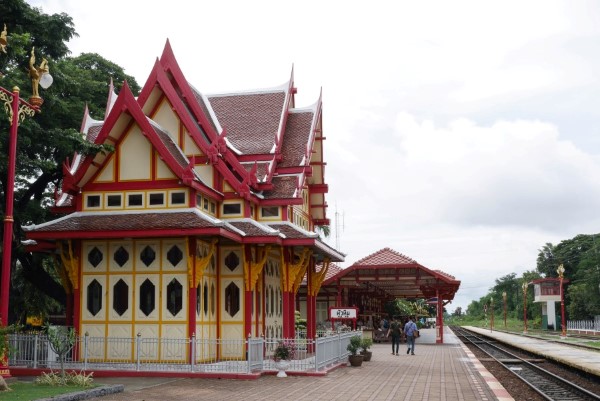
[0,0,140,324]
[463,233,600,322]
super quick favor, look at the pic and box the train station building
[22,41,460,367]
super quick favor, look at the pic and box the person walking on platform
[387,316,402,355]
[404,316,418,355]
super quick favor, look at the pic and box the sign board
[329,307,358,320]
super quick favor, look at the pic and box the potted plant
[273,340,295,377]
[346,335,364,367]
[360,337,373,361]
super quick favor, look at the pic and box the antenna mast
[335,205,344,251]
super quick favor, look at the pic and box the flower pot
[348,354,364,367]
[274,360,291,377]
[360,350,372,361]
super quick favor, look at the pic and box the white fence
[7,331,357,375]
[567,316,600,334]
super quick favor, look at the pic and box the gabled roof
[352,247,418,266]
[323,247,460,301]
[207,88,287,155]
[61,83,201,195]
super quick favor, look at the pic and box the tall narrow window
[203,281,209,315]
[166,278,183,316]
[113,279,129,316]
[87,280,102,316]
[225,282,240,317]
[196,285,201,315]
[139,279,156,316]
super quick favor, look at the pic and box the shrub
[360,337,373,351]
[273,340,296,361]
[346,335,362,355]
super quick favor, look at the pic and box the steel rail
[452,326,600,401]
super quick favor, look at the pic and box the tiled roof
[189,86,220,136]
[303,262,343,285]
[87,124,103,143]
[262,176,298,199]
[227,220,280,237]
[352,247,417,266]
[320,262,343,281]
[149,119,190,170]
[241,162,270,182]
[266,222,318,239]
[433,270,456,280]
[207,91,285,154]
[279,111,313,168]
[24,209,234,234]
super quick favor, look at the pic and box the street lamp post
[1,41,50,377]
[557,264,567,338]
[490,297,494,332]
[522,282,528,334]
[0,87,38,329]
[502,291,507,329]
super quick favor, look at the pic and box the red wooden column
[281,249,294,338]
[244,245,254,338]
[188,238,197,340]
[65,293,73,326]
[306,261,316,341]
[243,245,270,338]
[436,290,444,344]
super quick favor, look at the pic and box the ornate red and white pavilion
[302,248,461,343]
[23,41,344,362]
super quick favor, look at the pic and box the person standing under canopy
[404,316,418,355]
[387,316,402,355]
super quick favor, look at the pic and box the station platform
[465,326,600,378]
[87,327,513,401]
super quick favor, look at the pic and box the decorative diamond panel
[113,246,129,267]
[88,247,103,268]
[140,245,156,267]
[224,251,239,271]
[167,245,183,267]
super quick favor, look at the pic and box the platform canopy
[322,248,460,301]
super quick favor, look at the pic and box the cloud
[28,0,600,314]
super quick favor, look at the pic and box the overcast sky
[29,0,600,313]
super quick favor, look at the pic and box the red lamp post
[1,43,49,377]
[557,264,567,338]
[490,296,494,332]
[502,291,507,329]
[522,282,528,334]
[0,87,39,328]
[0,87,39,378]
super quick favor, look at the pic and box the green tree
[536,234,600,320]
[0,0,140,324]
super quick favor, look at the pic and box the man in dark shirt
[387,317,402,355]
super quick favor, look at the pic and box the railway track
[451,326,600,401]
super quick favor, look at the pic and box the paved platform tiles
[465,326,600,378]
[89,327,512,401]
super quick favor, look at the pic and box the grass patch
[0,381,95,401]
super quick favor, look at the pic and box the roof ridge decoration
[147,40,262,197]
[105,77,117,119]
